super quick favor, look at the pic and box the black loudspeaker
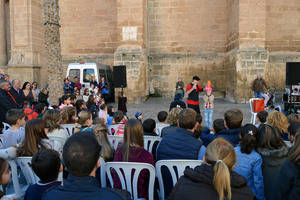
[113,65,127,88]
[286,62,300,85]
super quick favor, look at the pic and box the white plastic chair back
[2,122,11,130]
[61,124,76,136]
[0,135,4,149]
[47,135,66,154]
[100,157,107,188]
[156,160,203,199]
[284,140,292,148]
[16,157,40,185]
[108,124,119,135]
[144,136,161,153]
[249,98,262,124]
[7,160,23,198]
[108,135,123,150]
[105,162,155,200]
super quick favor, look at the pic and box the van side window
[83,69,95,83]
[69,69,80,81]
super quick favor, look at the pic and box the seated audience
[234,124,265,200]
[272,131,300,200]
[288,122,300,144]
[169,94,186,111]
[43,110,69,141]
[43,133,129,200]
[75,99,87,115]
[135,112,143,122]
[113,112,127,136]
[113,119,154,199]
[107,106,115,127]
[201,108,243,147]
[34,103,47,119]
[59,106,76,124]
[142,119,157,136]
[86,95,98,119]
[169,138,254,200]
[38,88,49,107]
[193,114,203,140]
[98,104,108,124]
[75,90,83,101]
[267,110,289,141]
[24,149,62,200]
[161,108,182,137]
[156,111,169,136]
[17,118,53,157]
[2,109,25,148]
[255,110,268,128]
[287,113,300,124]
[58,95,73,110]
[24,101,38,120]
[0,158,12,199]
[75,111,93,133]
[256,124,289,200]
[70,94,77,107]
[82,88,89,103]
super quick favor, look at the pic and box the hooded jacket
[257,145,289,200]
[169,164,254,200]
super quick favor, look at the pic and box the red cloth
[253,99,265,113]
[74,82,82,91]
[24,108,38,120]
[186,84,202,105]
[113,146,154,199]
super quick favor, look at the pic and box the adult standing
[186,76,203,114]
[63,78,74,94]
[90,76,98,87]
[100,77,109,103]
[0,80,18,123]
[9,79,25,108]
[38,88,49,107]
[32,82,40,100]
[251,74,268,98]
[175,77,184,101]
[73,76,82,93]
[22,82,37,104]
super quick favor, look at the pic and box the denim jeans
[254,91,263,98]
[204,108,213,129]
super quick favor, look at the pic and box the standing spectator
[174,77,184,101]
[63,78,74,94]
[169,138,254,200]
[256,124,289,200]
[118,91,127,115]
[234,124,265,200]
[267,110,289,141]
[90,76,98,87]
[251,74,268,98]
[9,79,25,108]
[100,77,109,103]
[113,119,154,199]
[161,108,182,138]
[22,82,37,104]
[38,88,49,107]
[73,76,82,92]
[203,81,214,129]
[186,76,203,114]
[156,111,169,136]
[82,88,89,102]
[32,82,40,100]
[86,95,98,119]
[0,80,18,123]
[272,131,300,200]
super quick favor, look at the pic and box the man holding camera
[186,76,203,114]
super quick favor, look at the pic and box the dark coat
[38,92,49,107]
[42,175,130,200]
[251,78,268,92]
[169,100,186,111]
[257,145,289,200]
[161,125,178,138]
[9,87,24,108]
[272,159,300,200]
[169,164,254,200]
[0,89,18,123]
[87,103,98,119]
[200,128,241,147]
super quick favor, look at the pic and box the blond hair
[92,124,114,161]
[267,110,288,133]
[76,111,92,126]
[59,107,76,124]
[167,108,183,126]
[205,138,236,200]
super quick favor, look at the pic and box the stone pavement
[111,97,252,124]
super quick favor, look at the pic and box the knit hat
[135,112,142,118]
[205,80,212,91]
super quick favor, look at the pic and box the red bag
[253,99,265,113]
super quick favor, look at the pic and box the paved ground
[111,97,252,124]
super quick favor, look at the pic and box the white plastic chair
[99,157,107,188]
[7,159,24,198]
[108,124,119,135]
[249,98,264,124]
[156,160,203,199]
[61,124,76,136]
[108,135,123,150]
[284,140,292,148]
[144,136,161,153]
[2,122,11,130]
[47,135,66,154]
[105,162,155,200]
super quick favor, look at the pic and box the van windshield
[83,69,95,83]
[69,69,80,82]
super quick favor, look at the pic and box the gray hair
[0,80,9,88]
[11,79,20,85]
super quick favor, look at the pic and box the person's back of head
[157,111,168,123]
[59,106,76,124]
[256,111,268,124]
[257,124,285,150]
[142,119,156,133]
[92,124,113,161]
[63,132,101,177]
[24,101,31,108]
[76,111,92,126]
[123,119,144,162]
[34,103,46,114]
[194,114,203,139]
[213,119,226,134]
[43,109,61,132]
[114,111,124,123]
[75,99,85,111]
[100,104,107,111]
[107,106,114,116]
[178,108,198,130]
[31,149,61,183]
[288,131,300,164]
[288,122,300,143]
[167,108,183,126]
[224,109,243,129]
[240,124,258,154]
[287,113,300,124]
[267,110,288,133]
[6,109,25,126]
[205,138,236,200]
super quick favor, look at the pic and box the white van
[66,62,114,100]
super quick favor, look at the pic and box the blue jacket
[160,125,178,138]
[234,145,265,200]
[200,128,241,147]
[42,175,130,200]
[25,181,61,200]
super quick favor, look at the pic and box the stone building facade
[0,0,299,103]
